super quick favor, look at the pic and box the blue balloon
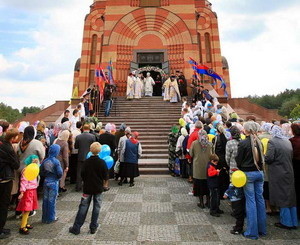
[86,152,93,159]
[103,156,114,169]
[100,144,111,158]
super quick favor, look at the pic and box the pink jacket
[19,171,38,193]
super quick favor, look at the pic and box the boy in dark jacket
[40,144,63,224]
[207,154,223,217]
[223,183,245,235]
[69,142,108,235]
[0,128,20,239]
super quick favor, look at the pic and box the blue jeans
[280,207,298,227]
[243,171,266,239]
[104,99,112,116]
[42,180,59,223]
[72,193,103,232]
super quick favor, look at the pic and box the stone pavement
[1,176,300,245]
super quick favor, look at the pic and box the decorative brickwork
[73,0,232,97]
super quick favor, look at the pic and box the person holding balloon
[16,155,40,235]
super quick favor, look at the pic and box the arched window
[198,33,203,63]
[205,33,212,63]
[90,35,97,64]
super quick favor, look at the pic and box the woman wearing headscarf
[225,126,241,173]
[167,125,180,176]
[54,130,70,192]
[258,123,274,214]
[16,126,45,217]
[290,121,300,218]
[35,121,47,148]
[120,132,142,187]
[190,130,212,208]
[236,121,266,240]
[265,125,298,229]
[176,128,189,178]
[213,124,229,197]
[115,123,126,147]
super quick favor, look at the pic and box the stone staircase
[98,97,181,175]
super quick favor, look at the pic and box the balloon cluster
[86,144,114,169]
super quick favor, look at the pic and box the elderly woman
[290,121,300,218]
[225,126,241,173]
[168,125,180,176]
[190,130,212,208]
[120,132,142,187]
[176,127,189,178]
[236,121,266,240]
[54,130,70,192]
[265,125,298,229]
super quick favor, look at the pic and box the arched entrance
[137,66,165,96]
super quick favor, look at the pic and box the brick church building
[73,0,231,97]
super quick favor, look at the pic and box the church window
[90,35,97,64]
[205,33,212,63]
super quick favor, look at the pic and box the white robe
[126,76,135,99]
[169,80,181,103]
[134,77,144,99]
[144,76,155,96]
[163,78,171,101]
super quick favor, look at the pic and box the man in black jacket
[0,128,20,239]
[74,124,96,192]
[69,142,108,235]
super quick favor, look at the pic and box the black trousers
[231,199,245,232]
[210,187,220,213]
[179,159,188,178]
[0,181,13,231]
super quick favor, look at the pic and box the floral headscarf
[171,125,179,134]
[198,130,210,150]
[261,123,273,133]
[270,125,286,139]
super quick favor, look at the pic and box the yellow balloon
[24,163,40,181]
[231,170,247,188]
[261,138,269,155]
[208,134,215,142]
[241,134,246,140]
[179,118,186,127]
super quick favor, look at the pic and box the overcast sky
[0,0,299,109]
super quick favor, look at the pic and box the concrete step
[142,149,168,154]
[139,168,169,175]
[141,154,168,159]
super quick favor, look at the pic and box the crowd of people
[0,112,143,238]
[126,70,188,103]
[168,90,299,239]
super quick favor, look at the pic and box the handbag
[114,160,120,174]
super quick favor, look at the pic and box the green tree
[21,106,42,115]
[290,104,300,120]
[0,103,22,123]
[278,97,299,117]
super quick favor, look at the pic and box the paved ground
[1,176,300,245]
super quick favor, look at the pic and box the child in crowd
[16,155,40,235]
[40,144,63,224]
[207,154,223,217]
[69,142,108,235]
[223,183,245,235]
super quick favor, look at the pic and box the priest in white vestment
[134,73,144,99]
[144,72,155,97]
[126,73,135,99]
[163,77,171,101]
[169,76,181,103]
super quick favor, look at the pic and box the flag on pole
[95,66,107,98]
